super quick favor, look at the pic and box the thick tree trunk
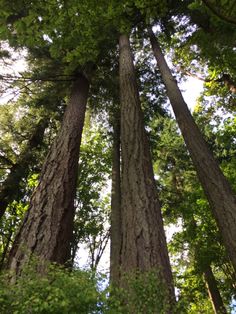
[119,33,175,307]
[204,265,227,314]
[0,119,48,219]
[149,27,236,272]
[110,116,122,285]
[7,74,89,274]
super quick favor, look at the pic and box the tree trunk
[0,228,13,269]
[0,119,48,219]
[149,27,236,272]
[204,265,227,314]
[7,74,89,274]
[89,230,110,271]
[110,116,122,285]
[119,33,175,307]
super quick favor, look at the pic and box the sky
[181,76,204,110]
[0,50,28,104]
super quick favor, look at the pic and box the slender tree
[204,265,227,314]
[148,27,236,272]
[153,113,235,311]
[119,33,175,308]
[0,119,48,219]
[7,74,89,273]
[191,218,228,314]
[110,115,122,285]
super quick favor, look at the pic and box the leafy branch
[202,0,236,25]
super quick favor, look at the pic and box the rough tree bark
[119,33,175,306]
[204,265,227,314]
[0,119,48,219]
[110,116,122,285]
[149,27,236,272]
[7,74,89,274]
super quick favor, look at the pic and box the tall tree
[148,27,236,272]
[152,108,235,311]
[204,265,227,314]
[110,114,122,285]
[0,0,118,273]
[7,74,89,273]
[119,33,175,309]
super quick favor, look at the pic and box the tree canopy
[0,0,235,313]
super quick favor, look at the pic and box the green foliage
[27,173,39,189]
[0,262,177,314]
[106,270,175,314]
[0,262,102,314]
[0,0,119,73]
[72,120,112,268]
[176,266,213,314]
[0,201,28,268]
[151,112,235,311]
[170,0,236,105]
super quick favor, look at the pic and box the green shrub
[0,262,101,314]
[0,263,176,313]
[104,270,175,314]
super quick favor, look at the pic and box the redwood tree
[148,27,236,272]
[7,74,89,273]
[119,33,175,307]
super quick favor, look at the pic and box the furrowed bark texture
[149,27,236,271]
[0,119,48,219]
[110,117,122,285]
[7,74,89,273]
[119,34,175,303]
[204,265,227,314]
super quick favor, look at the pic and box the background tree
[152,113,235,312]
[148,26,236,272]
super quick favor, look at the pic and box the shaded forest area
[0,0,236,313]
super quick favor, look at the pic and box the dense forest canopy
[0,0,235,313]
